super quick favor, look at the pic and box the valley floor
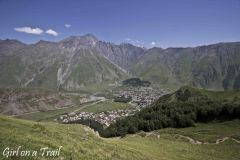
[0,115,239,160]
[15,99,133,122]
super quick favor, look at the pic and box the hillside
[0,115,240,160]
[101,86,240,137]
[1,36,240,91]
[0,88,75,116]
[131,42,240,90]
[0,34,130,91]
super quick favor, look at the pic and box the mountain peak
[0,39,26,56]
[0,39,25,45]
[83,33,98,40]
[60,34,98,49]
[65,34,98,42]
[35,40,52,45]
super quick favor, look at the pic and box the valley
[13,85,167,127]
[1,0,240,159]
[0,76,239,160]
[0,35,240,160]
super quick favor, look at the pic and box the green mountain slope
[131,42,240,90]
[0,35,128,91]
[61,48,127,91]
[1,36,240,91]
[0,115,240,160]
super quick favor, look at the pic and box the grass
[80,100,133,113]
[168,86,240,102]
[62,51,127,94]
[0,115,240,160]
[17,100,133,122]
[16,101,93,122]
[158,119,240,143]
[16,107,75,122]
[199,88,240,101]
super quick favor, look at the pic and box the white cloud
[45,29,59,36]
[14,27,43,35]
[64,24,71,28]
[125,38,131,41]
[151,41,156,46]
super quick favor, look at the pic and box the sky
[0,0,240,48]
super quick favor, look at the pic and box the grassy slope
[16,105,84,122]
[131,43,240,90]
[28,61,59,90]
[131,51,175,83]
[158,120,240,142]
[0,56,25,87]
[197,88,240,101]
[80,100,133,113]
[63,51,127,92]
[0,115,240,160]
[163,86,240,102]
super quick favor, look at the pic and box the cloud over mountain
[46,29,59,36]
[14,27,43,35]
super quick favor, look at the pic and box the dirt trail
[177,134,240,145]
[127,131,240,145]
[178,135,203,144]
[73,99,106,113]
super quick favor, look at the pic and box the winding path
[72,98,106,113]
[127,131,240,145]
[177,134,240,145]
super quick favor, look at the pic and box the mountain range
[1,34,240,91]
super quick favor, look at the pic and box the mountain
[0,34,143,91]
[96,42,145,70]
[131,42,240,90]
[60,34,146,70]
[0,35,240,91]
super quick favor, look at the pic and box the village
[60,109,139,126]
[113,86,167,109]
[59,87,167,126]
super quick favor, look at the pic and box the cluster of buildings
[60,109,139,126]
[114,86,166,108]
[59,86,167,126]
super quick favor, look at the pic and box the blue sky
[0,0,240,48]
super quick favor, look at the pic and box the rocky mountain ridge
[0,35,240,90]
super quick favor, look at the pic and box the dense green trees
[122,78,151,87]
[100,101,240,137]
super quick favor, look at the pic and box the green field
[16,106,80,122]
[157,120,240,143]
[0,115,239,160]
[17,100,133,122]
[79,100,133,113]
